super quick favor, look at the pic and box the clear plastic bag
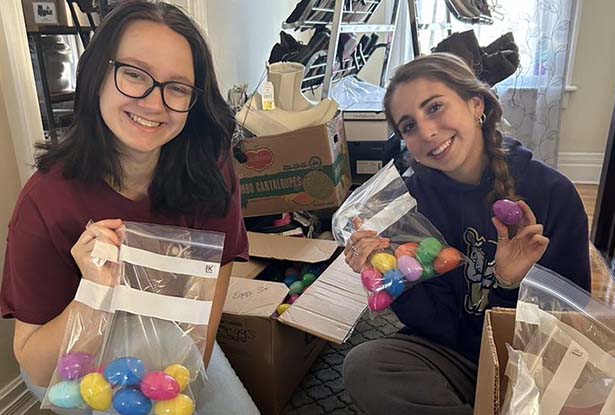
[332,161,465,314]
[329,75,386,110]
[502,265,615,415]
[43,222,224,415]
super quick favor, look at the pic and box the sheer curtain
[410,0,578,165]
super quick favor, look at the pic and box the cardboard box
[234,115,351,217]
[474,308,516,415]
[22,0,68,31]
[219,232,367,414]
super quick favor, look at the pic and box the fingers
[517,200,537,226]
[344,237,389,273]
[515,224,544,241]
[352,216,364,230]
[81,219,123,246]
[491,217,509,240]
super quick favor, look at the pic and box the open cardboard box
[474,308,516,415]
[219,232,367,415]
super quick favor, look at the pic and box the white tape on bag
[74,278,213,325]
[360,193,417,235]
[91,240,220,278]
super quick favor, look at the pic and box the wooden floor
[576,184,615,306]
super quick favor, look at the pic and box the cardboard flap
[248,232,339,263]
[232,258,269,279]
[278,253,367,344]
[223,278,289,317]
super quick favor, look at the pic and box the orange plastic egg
[433,248,463,274]
[394,243,419,259]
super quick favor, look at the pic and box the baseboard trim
[0,376,38,415]
[557,152,604,184]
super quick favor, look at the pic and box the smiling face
[99,19,195,160]
[390,77,487,184]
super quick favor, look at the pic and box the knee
[342,341,382,397]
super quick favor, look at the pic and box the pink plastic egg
[368,290,394,312]
[361,268,383,292]
[493,199,523,226]
[140,371,180,401]
[397,255,423,282]
[58,352,95,380]
[288,294,300,304]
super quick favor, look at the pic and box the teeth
[431,138,452,156]
[129,113,161,128]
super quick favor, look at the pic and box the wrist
[493,266,521,290]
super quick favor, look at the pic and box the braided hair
[383,53,517,203]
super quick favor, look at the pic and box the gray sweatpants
[343,334,477,415]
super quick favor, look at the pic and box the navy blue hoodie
[391,137,591,364]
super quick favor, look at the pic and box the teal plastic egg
[48,380,84,409]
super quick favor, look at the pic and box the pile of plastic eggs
[275,262,325,316]
[361,237,463,312]
[48,352,195,415]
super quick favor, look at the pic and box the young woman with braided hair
[342,53,590,415]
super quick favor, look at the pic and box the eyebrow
[118,57,194,84]
[395,94,445,130]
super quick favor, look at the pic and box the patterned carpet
[282,309,404,414]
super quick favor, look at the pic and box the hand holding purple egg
[493,199,523,226]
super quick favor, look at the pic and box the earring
[478,113,487,127]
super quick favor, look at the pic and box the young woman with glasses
[1,1,258,413]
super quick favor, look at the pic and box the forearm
[204,262,233,367]
[15,301,109,387]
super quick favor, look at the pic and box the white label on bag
[91,240,120,264]
[360,193,417,235]
[74,279,114,312]
[120,245,220,278]
[540,339,588,415]
[74,278,213,325]
[111,285,213,325]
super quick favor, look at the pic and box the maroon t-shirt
[1,161,248,325]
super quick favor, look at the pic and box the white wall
[205,0,295,95]
[558,0,615,183]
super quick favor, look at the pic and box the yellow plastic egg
[80,372,112,411]
[154,394,195,415]
[164,364,191,392]
[370,253,397,274]
[277,303,291,315]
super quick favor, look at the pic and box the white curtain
[414,0,577,165]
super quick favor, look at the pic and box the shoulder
[11,165,84,231]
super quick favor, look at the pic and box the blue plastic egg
[48,380,84,409]
[113,388,152,415]
[104,357,145,387]
[383,270,405,298]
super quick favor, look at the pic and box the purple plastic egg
[140,371,180,401]
[493,199,523,226]
[397,256,423,282]
[58,352,95,380]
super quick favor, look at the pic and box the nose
[417,119,439,141]
[137,85,165,112]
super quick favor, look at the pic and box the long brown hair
[36,0,235,216]
[384,53,517,203]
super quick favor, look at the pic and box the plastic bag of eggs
[361,237,463,312]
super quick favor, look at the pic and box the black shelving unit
[27,25,92,142]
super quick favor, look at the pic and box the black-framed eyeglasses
[109,60,203,113]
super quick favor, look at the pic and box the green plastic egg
[417,238,442,264]
[302,273,317,287]
[288,280,305,295]
[422,263,437,279]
